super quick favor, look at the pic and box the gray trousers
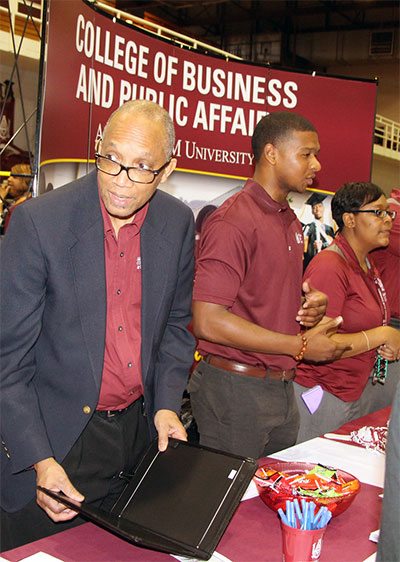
[188,359,299,459]
[294,381,362,443]
[358,363,400,416]
[376,380,400,562]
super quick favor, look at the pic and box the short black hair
[331,181,384,231]
[195,204,217,233]
[251,111,317,162]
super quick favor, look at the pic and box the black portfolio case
[39,438,258,560]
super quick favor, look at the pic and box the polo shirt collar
[244,179,291,213]
[335,233,375,278]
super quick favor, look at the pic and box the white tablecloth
[242,436,385,501]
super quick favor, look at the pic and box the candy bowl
[254,461,361,518]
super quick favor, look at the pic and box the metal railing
[374,114,400,153]
[89,0,243,60]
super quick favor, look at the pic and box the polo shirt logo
[295,232,304,244]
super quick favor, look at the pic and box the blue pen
[302,501,309,530]
[317,507,328,529]
[287,500,295,528]
[294,498,303,526]
[290,501,296,528]
[278,507,290,527]
[313,506,325,526]
[306,502,312,530]
[301,498,307,518]
[289,502,294,528]
[308,502,316,528]
[292,502,299,528]
[324,510,332,527]
[300,502,305,530]
[319,509,332,529]
[285,500,291,526]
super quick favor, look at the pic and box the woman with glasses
[294,181,400,442]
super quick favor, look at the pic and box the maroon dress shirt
[97,197,148,410]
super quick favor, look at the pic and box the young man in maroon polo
[189,111,348,459]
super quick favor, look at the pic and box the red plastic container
[255,461,361,518]
[281,520,327,562]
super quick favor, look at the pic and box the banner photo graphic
[41,0,377,195]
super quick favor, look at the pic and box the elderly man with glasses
[0,100,196,550]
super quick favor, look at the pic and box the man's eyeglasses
[350,209,397,220]
[95,153,170,184]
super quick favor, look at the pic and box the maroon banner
[41,0,377,193]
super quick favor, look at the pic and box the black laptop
[39,438,257,560]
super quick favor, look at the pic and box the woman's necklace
[330,238,389,385]
[365,258,389,385]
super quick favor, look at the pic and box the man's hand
[154,409,187,452]
[35,457,84,522]
[304,316,352,362]
[296,280,328,328]
[0,183,9,201]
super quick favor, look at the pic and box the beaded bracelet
[294,334,308,361]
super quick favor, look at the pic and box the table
[2,408,389,562]
[322,406,391,440]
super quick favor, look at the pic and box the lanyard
[365,257,389,327]
[334,234,388,327]
[365,258,389,385]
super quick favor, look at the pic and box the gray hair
[103,100,175,160]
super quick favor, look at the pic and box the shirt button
[128,362,132,367]
[120,252,124,257]
[129,390,134,395]
[288,245,292,250]
[83,405,91,415]
[117,289,121,295]
[118,326,123,331]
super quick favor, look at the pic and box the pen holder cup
[281,520,327,562]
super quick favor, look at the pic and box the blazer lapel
[68,174,106,390]
[140,201,172,381]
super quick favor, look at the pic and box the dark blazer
[0,171,196,512]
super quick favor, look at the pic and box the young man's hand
[296,280,328,327]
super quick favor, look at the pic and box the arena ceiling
[114,1,399,47]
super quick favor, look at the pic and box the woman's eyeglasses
[350,209,396,220]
